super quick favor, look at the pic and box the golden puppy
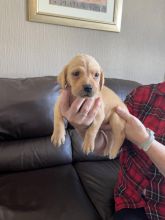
[51,54,128,159]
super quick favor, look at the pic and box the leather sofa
[0,76,140,220]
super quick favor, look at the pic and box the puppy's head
[58,54,104,97]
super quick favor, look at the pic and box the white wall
[0,0,165,84]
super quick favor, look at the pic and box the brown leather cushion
[0,77,59,140]
[0,165,101,220]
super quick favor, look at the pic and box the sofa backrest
[0,76,140,172]
[0,77,58,140]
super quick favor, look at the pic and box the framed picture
[28,0,123,32]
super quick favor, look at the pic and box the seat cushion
[75,160,120,220]
[0,165,101,220]
[0,135,72,172]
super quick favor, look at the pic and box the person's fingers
[70,97,86,113]
[87,97,101,118]
[76,98,101,126]
[79,98,95,116]
[116,106,131,121]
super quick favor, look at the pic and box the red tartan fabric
[114,82,165,220]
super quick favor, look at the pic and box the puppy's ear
[99,70,105,90]
[57,65,68,89]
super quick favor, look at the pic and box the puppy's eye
[94,72,99,78]
[72,71,80,77]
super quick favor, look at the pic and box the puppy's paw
[108,147,118,159]
[51,130,66,147]
[82,138,95,155]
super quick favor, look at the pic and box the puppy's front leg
[83,109,104,155]
[108,112,125,159]
[51,98,66,147]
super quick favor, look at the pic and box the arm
[146,141,165,176]
[116,107,165,176]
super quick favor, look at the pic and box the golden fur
[51,54,128,159]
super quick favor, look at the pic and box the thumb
[116,106,131,121]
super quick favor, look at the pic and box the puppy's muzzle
[83,84,93,94]
[83,84,93,96]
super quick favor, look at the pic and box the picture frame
[28,0,123,32]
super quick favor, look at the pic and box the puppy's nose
[83,84,92,93]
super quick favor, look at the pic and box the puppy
[51,54,128,159]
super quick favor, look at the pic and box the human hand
[59,88,101,137]
[116,106,149,146]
